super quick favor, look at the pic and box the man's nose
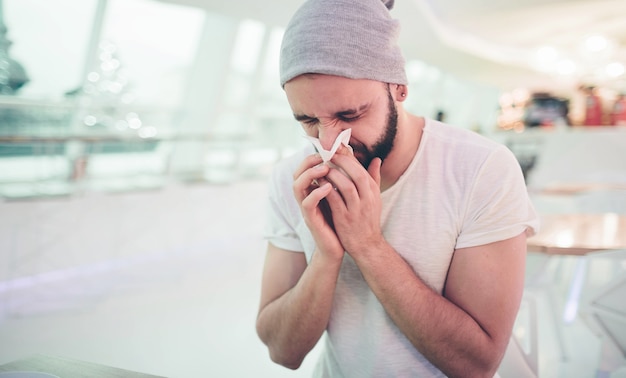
[318,122,343,151]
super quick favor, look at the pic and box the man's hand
[323,154,384,256]
[293,154,344,260]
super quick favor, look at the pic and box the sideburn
[360,85,398,169]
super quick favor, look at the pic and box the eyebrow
[293,103,370,121]
[294,113,314,122]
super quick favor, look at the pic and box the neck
[379,112,424,191]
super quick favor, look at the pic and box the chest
[379,181,462,292]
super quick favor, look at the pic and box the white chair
[579,249,626,376]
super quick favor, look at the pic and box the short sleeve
[263,156,306,253]
[456,145,539,249]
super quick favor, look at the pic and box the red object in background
[584,92,604,126]
[610,95,626,126]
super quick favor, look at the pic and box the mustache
[350,142,367,156]
[349,141,375,169]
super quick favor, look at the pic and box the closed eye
[336,108,363,123]
[339,114,360,122]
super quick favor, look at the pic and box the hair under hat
[279,0,407,87]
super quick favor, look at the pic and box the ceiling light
[536,46,557,63]
[532,46,561,73]
[585,35,609,52]
[606,62,625,78]
[556,59,576,75]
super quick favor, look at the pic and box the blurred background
[0,0,625,377]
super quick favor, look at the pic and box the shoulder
[271,145,315,179]
[421,119,517,171]
[423,119,503,153]
[268,145,315,195]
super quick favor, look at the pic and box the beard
[350,87,398,169]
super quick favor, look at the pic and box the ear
[392,84,408,102]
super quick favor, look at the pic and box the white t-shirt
[264,119,539,377]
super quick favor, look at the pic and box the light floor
[0,180,624,377]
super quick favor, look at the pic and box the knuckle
[301,197,316,212]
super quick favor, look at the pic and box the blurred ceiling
[164,0,626,96]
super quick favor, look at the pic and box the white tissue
[305,129,352,162]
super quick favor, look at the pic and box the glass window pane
[99,0,205,107]
[230,19,265,76]
[3,0,98,98]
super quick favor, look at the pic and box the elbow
[268,347,304,370]
[481,362,502,378]
[465,344,507,378]
[256,318,305,370]
[470,344,508,378]
[443,344,505,378]
[447,363,499,378]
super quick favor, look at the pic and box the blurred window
[3,0,98,98]
[100,0,205,108]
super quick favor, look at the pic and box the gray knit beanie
[279,0,407,87]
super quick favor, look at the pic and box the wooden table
[526,213,626,367]
[539,182,626,196]
[527,213,626,255]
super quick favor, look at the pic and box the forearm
[353,243,502,377]
[256,250,342,369]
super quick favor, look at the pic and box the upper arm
[443,232,527,351]
[258,242,308,314]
